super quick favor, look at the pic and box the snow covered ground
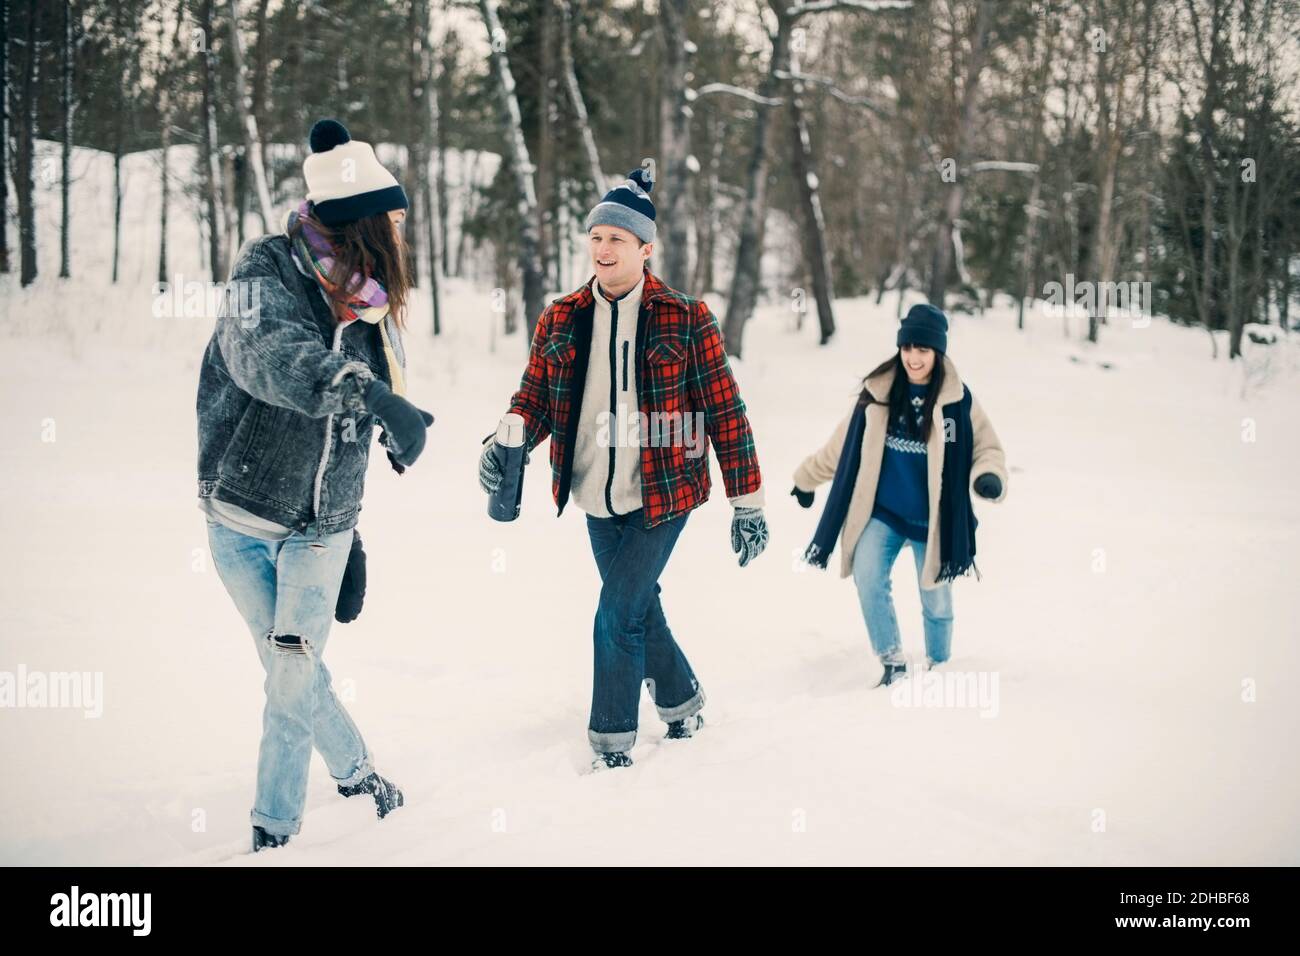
[1,145,1298,865]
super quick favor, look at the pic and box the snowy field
[1,145,1298,865]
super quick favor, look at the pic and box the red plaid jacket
[504,269,762,529]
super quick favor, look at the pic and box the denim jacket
[196,233,403,535]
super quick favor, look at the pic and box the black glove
[366,379,433,469]
[973,473,1002,500]
[791,485,815,509]
[335,530,366,623]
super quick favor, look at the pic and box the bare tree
[718,0,912,354]
[1186,0,1226,352]
[157,1,184,285]
[691,112,726,296]
[784,48,837,344]
[436,23,455,277]
[478,0,544,339]
[199,0,225,278]
[1085,0,1137,342]
[249,0,270,189]
[719,3,792,356]
[927,0,994,307]
[558,0,603,206]
[0,0,9,275]
[58,0,73,278]
[13,0,39,286]
[110,0,139,284]
[227,0,274,232]
[415,0,443,335]
[1017,0,1060,329]
[405,0,424,287]
[657,0,694,291]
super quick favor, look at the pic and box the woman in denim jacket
[197,120,432,852]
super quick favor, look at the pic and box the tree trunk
[479,0,544,339]
[157,3,177,286]
[785,52,835,345]
[1088,0,1130,343]
[110,0,133,284]
[227,0,274,232]
[1135,0,1154,302]
[657,0,693,292]
[722,4,792,357]
[1017,175,1041,331]
[59,0,72,278]
[405,0,425,288]
[1194,0,1224,347]
[537,0,556,288]
[416,0,442,335]
[927,0,993,307]
[559,0,603,206]
[14,0,38,286]
[437,32,452,276]
[200,0,225,278]
[250,0,270,167]
[0,0,9,275]
[691,116,723,296]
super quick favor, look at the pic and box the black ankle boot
[875,658,909,687]
[252,826,290,853]
[591,751,633,771]
[665,714,704,739]
[337,772,405,819]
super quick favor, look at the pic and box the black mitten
[380,417,432,476]
[973,473,1003,500]
[365,379,434,468]
[335,530,367,623]
[790,485,815,509]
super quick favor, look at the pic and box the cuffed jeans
[585,509,704,754]
[206,519,373,837]
[851,516,954,664]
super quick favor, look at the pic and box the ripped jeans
[206,519,373,837]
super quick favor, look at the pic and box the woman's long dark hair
[861,351,945,441]
[291,210,411,328]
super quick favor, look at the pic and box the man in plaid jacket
[479,168,769,771]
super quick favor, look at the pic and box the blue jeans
[585,510,704,753]
[206,520,373,836]
[851,516,953,664]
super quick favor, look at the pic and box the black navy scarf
[803,385,979,581]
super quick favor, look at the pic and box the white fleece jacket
[570,276,646,517]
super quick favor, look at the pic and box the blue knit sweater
[872,382,930,541]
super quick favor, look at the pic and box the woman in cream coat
[792,305,1008,686]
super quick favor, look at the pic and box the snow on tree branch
[773,69,893,118]
[694,83,785,107]
[968,161,1040,174]
[787,0,913,19]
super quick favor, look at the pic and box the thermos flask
[488,412,527,522]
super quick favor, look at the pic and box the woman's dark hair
[292,210,410,328]
[861,350,945,441]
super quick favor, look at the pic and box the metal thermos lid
[496,412,526,448]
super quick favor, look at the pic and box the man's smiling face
[589,225,652,295]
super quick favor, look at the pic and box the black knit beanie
[897,303,949,353]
